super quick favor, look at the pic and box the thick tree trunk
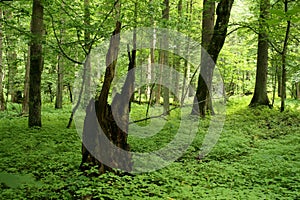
[193,0,233,116]
[249,0,270,107]
[22,46,30,114]
[192,0,215,116]
[0,8,5,111]
[29,0,44,127]
[81,16,132,174]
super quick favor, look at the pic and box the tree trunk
[280,0,291,112]
[173,0,182,103]
[296,82,300,100]
[29,0,44,127]
[22,46,30,114]
[55,54,64,109]
[83,0,92,105]
[0,8,5,111]
[162,0,170,114]
[67,83,73,103]
[193,0,233,116]
[81,1,132,174]
[7,51,17,103]
[277,69,282,97]
[249,0,270,107]
[192,0,215,116]
[271,64,277,107]
[148,0,156,105]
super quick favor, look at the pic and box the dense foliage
[1,97,299,199]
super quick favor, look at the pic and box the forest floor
[0,96,300,199]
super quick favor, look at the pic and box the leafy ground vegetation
[0,96,299,199]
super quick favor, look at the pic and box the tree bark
[0,8,5,111]
[296,82,300,100]
[280,0,291,112]
[149,0,156,104]
[249,0,270,107]
[22,46,30,114]
[193,0,233,116]
[192,0,215,116]
[55,54,64,109]
[277,69,282,97]
[81,2,132,174]
[84,0,92,105]
[162,0,170,114]
[29,0,44,127]
[173,0,182,103]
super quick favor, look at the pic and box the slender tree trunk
[249,0,270,107]
[149,0,156,104]
[173,0,182,103]
[55,54,64,109]
[280,0,291,112]
[84,0,91,105]
[0,8,5,111]
[161,0,170,114]
[22,46,30,114]
[29,0,44,127]
[271,64,277,107]
[277,69,282,97]
[296,82,300,100]
[7,51,17,103]
[67,83,73,103]
[155,55,162,105]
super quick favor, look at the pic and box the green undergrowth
[0,97,300,199]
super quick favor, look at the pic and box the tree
[280,0,291,112]
[80,0,132,174]
[161,0,170,114]
[55,54,64,109]
[249,0,270,107]
[192,0,215,116]
[193,0,234,117]
[22,46,30,114]
[0,8,5,111]
[29,0,44,127]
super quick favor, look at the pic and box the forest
[0,0,299,199]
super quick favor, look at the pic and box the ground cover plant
[0,96,299,199]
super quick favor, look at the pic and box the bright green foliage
[1,97,300,199]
